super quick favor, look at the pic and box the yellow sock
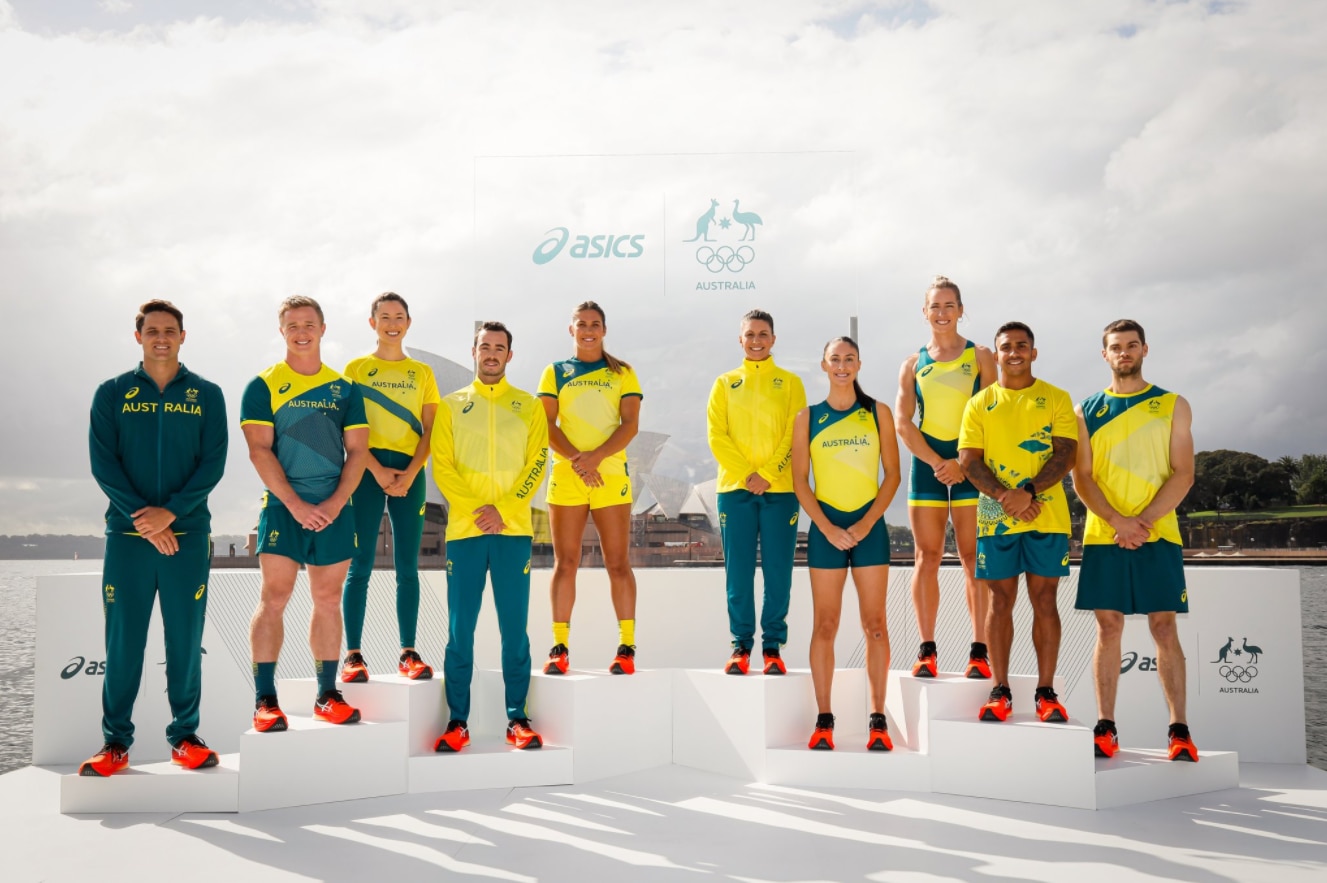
[553,622,570,647]
[619,619,635,647]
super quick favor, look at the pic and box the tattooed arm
[959,447,1040,521]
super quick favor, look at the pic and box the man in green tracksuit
[82,300,228,776]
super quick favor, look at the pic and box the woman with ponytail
[792,337,901,751]
[536,302,643,675]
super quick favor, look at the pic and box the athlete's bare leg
[1026,574,1062,687]
[591,503,636,622]
[548,503,591,624]
[908,505,948,642]
[809,567,849,714]
[852,564,891,714]
[1149,611,1187,724]
[251,554,299,663]
[1093,610,1125,720]
[984,576,1019,684]
[951,505,986,643]
[308,561,350,661]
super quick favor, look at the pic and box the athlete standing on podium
[538,302,643,676]
[340,293,440,683]
[431,322,548,753]
[707,310,807,676]
[957,322,1077,724]
[895,276,995,680]
[242,296,370,732]
[1072,320,1198,762]
[793,337,901,751]
[82,300,228,776]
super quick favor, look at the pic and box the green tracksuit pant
[100,531,210,748]
[443,534,532,721]
[342,448,427,650]
[718,490,798,651]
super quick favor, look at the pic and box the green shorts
[976,530,1069,581]
[1076,540,1188,614]
[256,503,358,566]
[807,502,890,570]
[908,434,979,508]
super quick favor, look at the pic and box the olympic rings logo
[696,245,755,273]
[1218,664,1258,683]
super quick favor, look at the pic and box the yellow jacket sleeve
[756,373,805,485]
[706,376,754,479]
[430,402,482,514]
[498,402,549,515]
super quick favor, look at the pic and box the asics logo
[195,584,206,600]
[368,367,379,376]
[730,379,743,389]
[620,485,628,496]
[462,401,475,414]
[124,387,140,400]
[920,366,934,377]
[817,414,828,424]
[1095,405,1108,417]
[789,514,797,525]
[1061,553,1070,566]
[986,401,998,411]
[278,382,292,394]
[524,560,532,574]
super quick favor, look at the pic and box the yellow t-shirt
[343,355,441,456]
[1080,385,1183,546]
[958,378,1076,537]
[536,358,642,477]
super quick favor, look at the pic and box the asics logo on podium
[1119,651,1158,674]
[532,227,646,264]
[1210,634,1265,694]
[60,657,106,679]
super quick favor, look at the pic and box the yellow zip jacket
[707,358,807,494]
[431,376,548,541]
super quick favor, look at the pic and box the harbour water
[1,560,1323,775]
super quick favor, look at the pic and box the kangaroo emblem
[683,199,719,242]
[1212,636,1234,663]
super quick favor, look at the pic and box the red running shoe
[398,649,433,680]
[434,719,470,753]
[78,742,129,777]
[965,654,992,680]
[506,718,543,750]
[171,734,219,770]
[253,696,288,733]
[313,689,361,725]
[340,652,369,683]
[1168,724,1199,762]
[543,643,569,675]
[762,649,786,675]
[725,647,751,675]
[609,644,636,675]
[1093,720,1119,758]
[1034,687,1068,723]
[912,643,938,678]
[808,713,835,750]
[979,685,1013,722]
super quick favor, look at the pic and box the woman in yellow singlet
[793,337,900,751]
[894,276,996,680]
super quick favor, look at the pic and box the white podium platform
[60,754,241,814]
[408,738,574,793]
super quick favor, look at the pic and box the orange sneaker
[1034,687,1068,723]
[912,643,938,678]
[434,719,470,753]
[253,695,288,732]
[506,718,543,750]
[543,643,569,675]
[1093,720,1119,758]
[867,713,893,751]
[725,647,751,675]
[965,652,992,680]
[313,689,361,725]
[979,685,1013,721]
[762,649,786,675]
[78,742,129,777]
[398,649,433,680]
[609,644,636,675]
[340,652,369,683]
[171,734,219,770]
[808,713,835,750]
[1168,724,1199,762]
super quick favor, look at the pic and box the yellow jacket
[431,377,548,541]
[707,358,806,494]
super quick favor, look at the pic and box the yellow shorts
[546,459,633,509]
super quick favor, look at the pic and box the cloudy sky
[1,0,1323,536]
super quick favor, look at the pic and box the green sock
[316,659,338,693]
[253,662,277,701]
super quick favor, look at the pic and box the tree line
[1187,451,1327,513]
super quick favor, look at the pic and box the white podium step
[764,732,931,791]
[1094,748,1240,809]
[60,754,240,814]
[886,671,1066,754]
[408,737,574,793]
[527,669,672,782]
[237,715,407,811]
[672,668,868,780]
[278,676,441,754]
[929,712,1097,807]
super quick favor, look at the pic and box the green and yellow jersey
[536,358,642,476]
[89,364,228,535]
[915,340,981,442]
[707,359,807,494]
[343,354,441,456]
[431,377,548,542]
[1080,385,1183,546]
[807,401,881,512]
[240,362,367,507]
[958,378,1076,537]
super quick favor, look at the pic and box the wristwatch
[1018,479,1036,496]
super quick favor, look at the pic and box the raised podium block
[886,671,1065,754]
[673,669,867,780]
[1094,748,1240,809]
[279,676,441,754]
[929,712,1097,807]
[60,755,240,814]
[527,669,672,782]
[408,738,574,793]
[238,716,407,812]
[764,728,931,792]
